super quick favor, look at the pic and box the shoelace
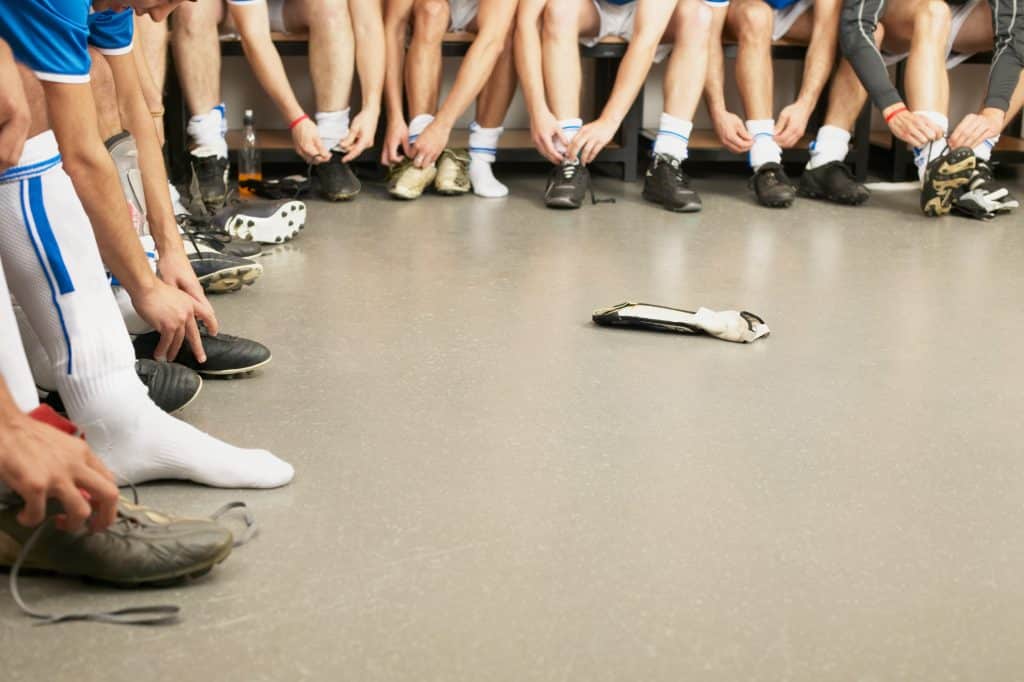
[5,484,256,627]
[558,161,616,206]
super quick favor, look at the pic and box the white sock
[973,135,999,161]
[315,108,351,152]
[468,121,508,198]
[168,182,188,216]
[913,111,949,183]
[652,112,693,162]
[747,119,782,170]
[408,114,435,145]
[0,132,292,489]
[0,276,40,413]
[556,118,583,158]
[807,125,851,169]
[187,107,228,158]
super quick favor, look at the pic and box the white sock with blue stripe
[315,108,351,152]
[746,119,782,170]
[468,122,508,198]
[973,135,999,161]
[556,118,583,157]
[807,125,851,169]
[187,106,228,158]
[912,111,949,184]
[408,114,435,146]
[653,113,693,162]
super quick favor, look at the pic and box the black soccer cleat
[798,161,870,205]
[314,151,361,201]
[750,163,796,208]
[43,360,202,415]
[920,145,975,217]
[179,214,263,259]
[642,153,702,213]
[133,328,272,378]
[544,160,590,210]
[187,251,263,294]
[189,152,230,212]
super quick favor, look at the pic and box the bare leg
[136,14,169,93]
[473,31,517,129]
[284,0,353,113]
[170,0,224,116]
[949,0,992,53]
[542,0,599,121]
[904,0,951,114]
[406,0,449,117]
[662,0,712,121]
[823,24,884,132]
[728,0,775,120]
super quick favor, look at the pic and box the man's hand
[339,108,379,163]
[381,119,408,166]
[156,248,219,335]
[290,118,331,164]
[949,108,1004,150]
[711,109,753,153]
[775,101,812,148]
[568,117,618,166]
[0,48,30,172]
[530,109,569,164]
[129,279,209,364]
[0,410,118,533]
[884,104,945,147]
[410,119,453,168]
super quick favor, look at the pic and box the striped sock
[653,113,693,162]
[408,114,435,145]
[746,119,781,170]
[973,135,999,161]
[556,118,583,157]
[468,122,507,198]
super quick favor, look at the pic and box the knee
[413,0,450,38]
[307,0,349,31]
[676,0,713,38]
[543,0,580,40]
[88,50,116,101]
[173,3,217,39]
[735,1,773,39]
[914,0,951,38]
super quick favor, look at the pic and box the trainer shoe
[544,160,590,210]
[189,151,230,212]
[798,161,870,205]
[387,158,437,200]
[213,200,306,245]
[920,145,975,217]
[434,148,471,195]
[188,251,263,294]
[42,359,202,416]
[179,215,263,259]
[642,153,702,212]
[133,328,271,377]
[750,163,797,208]
[315,151,361,201]
[966,158,1017,209]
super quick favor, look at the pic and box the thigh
[879,0,927,51]
[781,3,815,43]
[950,1,992,53]
[723,0,762,41]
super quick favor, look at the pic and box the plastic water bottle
[238,109,262,197]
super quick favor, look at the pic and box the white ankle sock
[468,122,508,198]
[315,108,351,152]
[187,107,228,158]
[653,112,693,162]
[408,114,436,145]
[973,135,999,161]
[556,118,583,157]
[913,111,949,183]
[746,119,782,170]
[807,125,851,169]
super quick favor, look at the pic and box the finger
[342,136,364,163]
[774,116,788,136]
[53,483,91,533]
[153,328,172,362]
[15,481,47,528]
[76,469,118,532]
[567,136,584,160]
[195,300,218,337]
[184,317,205,364]
[168,324,185,363]
[85,449,117,484]
[402,138,415,158]
[735,126,753,143]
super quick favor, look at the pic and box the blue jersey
[764,0,802,8]
[0,1,132,84]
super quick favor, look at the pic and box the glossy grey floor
[4,173,1024,681]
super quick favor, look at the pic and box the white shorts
[772,0,814,41]
[882,0,983,68]
[448,0,479,32]
[222,0,290,35]
[580,0,674,64]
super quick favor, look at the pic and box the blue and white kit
[581,0,731,64]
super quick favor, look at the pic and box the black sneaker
[750,163,796,208]
[798,161,870,205]
[968,158,1016,207]
[920,145,975,216]
[133,328,272,377]
[179,214,263,259]
[314,151,361,201]
[42,359,202,415]
[545,160,590,209]
[187,251,263,294]
[213,200,306,244]
[642,153,702,212]
[189,152,230,212]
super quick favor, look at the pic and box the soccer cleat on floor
[750,163,797,208]
[188,251,263,294]
[179,215,263,259]
[642,154,702,213]
[387,158,437,200]
[434,148,471,195]
[213,200,306,245]
[544,160,590,210]
[133,328,272,377]
[920,146,975,217]
[797,161,870,205]
[43,359,202,416]
[952,158,1019,220]
[315,151,361,201]
[0,494,235,588]
[189,152,230,212]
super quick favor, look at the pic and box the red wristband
[289,113,310,130]
[884,105,908,124]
